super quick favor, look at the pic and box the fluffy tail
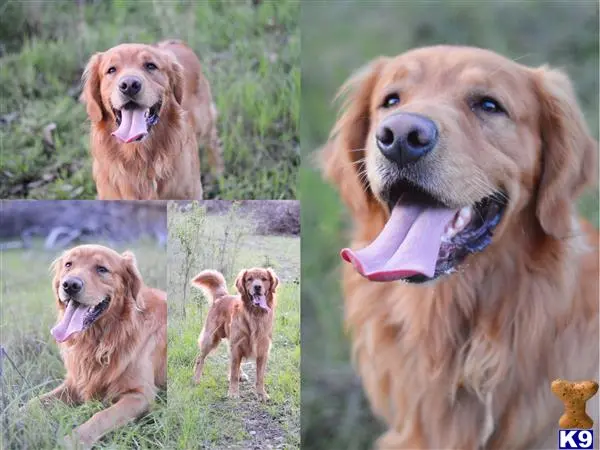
[190,270,229,304]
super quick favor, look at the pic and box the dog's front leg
[255,355,269,401]
[228,351,242,398]
[35,382,80,407]
[69,390,150,448]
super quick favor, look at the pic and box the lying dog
[323,46,599,448]
[191,268,279,401]
[35,245,167,447]
[82,40,223,200]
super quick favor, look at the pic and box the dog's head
[324,46,597,283]
[234,267,279,312]
[82,43,184,144]
[50,245,143,343]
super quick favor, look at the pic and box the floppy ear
[267,268,279,293]
[122,251,144,310]
[322,57,388,217]
[170,60,184,105]
[533,66,598,239]
[82,52,105,123]
[49,253,64,304]
[234,270,247,297]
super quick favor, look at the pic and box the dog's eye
[96,265,109,274]
[381,93,400,109]
[107,66,117,75]
[261,277,267,281]
[65,261,72,268]
[145,62,158,71]
[473,96,506,115]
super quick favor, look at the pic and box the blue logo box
[558,429,594,449]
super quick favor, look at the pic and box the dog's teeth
[453,206,473,232]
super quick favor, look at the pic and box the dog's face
[51,245,142,342]
[235,268,279,312]
[326,46,597,283]
[82,43,183,144]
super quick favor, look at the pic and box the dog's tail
[190,270,229,304]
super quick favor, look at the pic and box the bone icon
[551,379,599,429]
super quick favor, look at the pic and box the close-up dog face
[328,46,597,283]
[235,268,279,311]
[83,43,183,144]
[51,244,142,342]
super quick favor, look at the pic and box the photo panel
[0,0,299,201]
[300,1,599,449]
[166,200,300,449]
[0,200,167,448]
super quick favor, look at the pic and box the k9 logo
[558,430,594,449]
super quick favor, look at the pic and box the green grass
[167,205,300,449]
[0,0,299,200]
[0,241,167,449]
[300,2,599,449]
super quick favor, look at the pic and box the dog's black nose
[118,76,142,97]
[253,285,262,293]
[62,277,83,295]
[376,113,438,166]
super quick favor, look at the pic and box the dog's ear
[122,251,144,310]
[322,57,389,218]
[170,60,184,105]
[82,52,105,123]
[49,252,65,305]
[234,269,247,296]
[533,66,598,239]
[267,268,279,293]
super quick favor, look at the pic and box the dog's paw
[256,391,270,402]
[227,390,240,399]
[192,375,201,385]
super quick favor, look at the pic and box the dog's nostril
[407,129,428,148]
[131,81,140,91]
[377,127,395,147]
[119,82,128,91]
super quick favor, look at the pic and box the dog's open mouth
[111,101,161,144]
[251,293,270,312]
[50,297,110,342]
[341,181,507,283]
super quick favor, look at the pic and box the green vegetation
[1,241,167,449]
[167,203,300,449]
[300,2,599,449]
[0,0,299,199]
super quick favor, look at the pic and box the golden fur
[191,268,279,401]
[82,40,223,200]
[322,46,599,449]
[36,245,167,447]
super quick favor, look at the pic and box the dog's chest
[61,344,127,402]
[232,313,273,359]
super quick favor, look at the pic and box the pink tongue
[341,204,457,282]
[112,108,148,143]
[51,301,90,343]
[253,295,270,311]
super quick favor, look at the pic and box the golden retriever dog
[190,268,279,401]
[35,245,167,448]
[82,40,223,200]
[322,46,598,449]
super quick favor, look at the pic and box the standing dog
[35,245,167,447]
[82,40,223,200]
[191,268,279,401]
